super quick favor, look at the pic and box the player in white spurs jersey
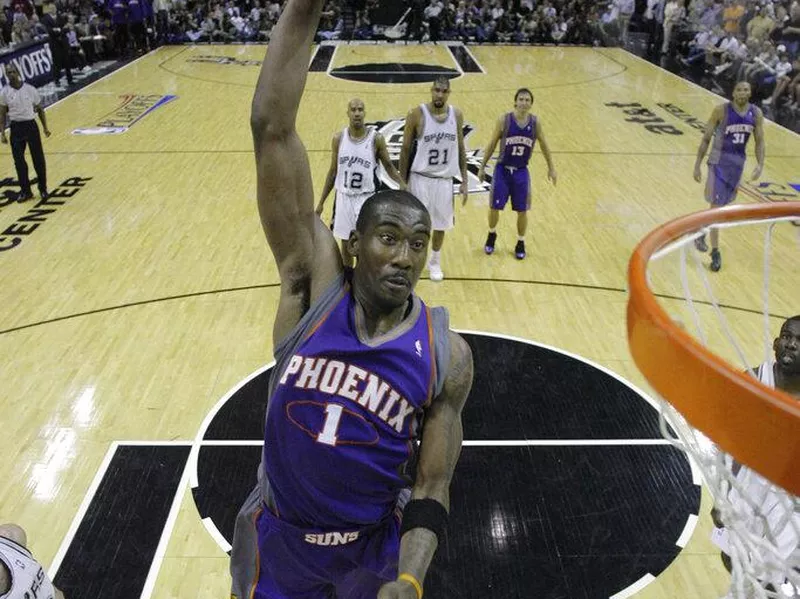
[0,523,66,599]
[316,98,407,267]
[399,76,468,282]
[712,315,800,599]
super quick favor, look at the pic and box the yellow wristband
[398,573,423,599]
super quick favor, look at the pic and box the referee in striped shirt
[0,63,51,201]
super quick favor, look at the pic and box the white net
[645,214,800,599]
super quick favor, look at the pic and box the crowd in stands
[0,0,797,127]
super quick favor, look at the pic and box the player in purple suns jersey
[477,88,557,260]
[229,0,474,598]
[693,81,765,272]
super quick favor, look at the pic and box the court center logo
[368,118,490,195]
[72,94,177,135]
[191,332,700,599]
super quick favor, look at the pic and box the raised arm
[693,104,723,183]
[376,133,407,190]
[315,132,342,214]
[399,107,420,180]
[250,0,342,345]
[455,108,468,204]
[751,106,765,180]
[378,332,474,599]
[477,115,504,182]
[535,119,557,185]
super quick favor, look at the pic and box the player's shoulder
[444,331,473,387]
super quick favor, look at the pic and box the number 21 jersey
[410,104,460,179]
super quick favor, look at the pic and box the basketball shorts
[333,190,373,240]
[230,486,402,599]
[706,163,744,206]
[490,164,531,212]
[408,172,454,231]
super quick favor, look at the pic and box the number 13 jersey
[410,104,460,179]
[261,273,451,530]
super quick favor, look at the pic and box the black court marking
[192,333,700,598]
[310,45,335,72]
[447,45,484,73]
[0,281,790,337]
[329,62,460,84]
[157,44,626,92]
[53,444,190,599]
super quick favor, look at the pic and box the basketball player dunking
[693,81,765,272]
[712,315,800,599]
[477,88,557,260]
[316,98,407,267]
[399,77,468,282]
[0,523,66,599]
[229,1,474,598]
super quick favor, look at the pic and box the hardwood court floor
[0,43,797,599]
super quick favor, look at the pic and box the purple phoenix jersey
[491,113,537,211]
[498,112,537,169]
[263,281,439,529]
[708,102,756,168]
[706,102,757,205]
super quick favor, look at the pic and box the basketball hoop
[627,202,800,599]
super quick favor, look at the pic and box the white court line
[610,573,656,599]
[446,45,464,75]
[113,440,193,446]
[139,452,193,599]
[676,513,699,548]
[47,46,164,111]
[457,43,487,74]
[202,516,232,553]
[48,441,120,578]
[188,362,275,488]
[327,43,340,76]
[454,328,664,415]
[621,49,800,140]
[196,438,673,447]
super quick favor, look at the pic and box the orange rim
[627,202,800,495]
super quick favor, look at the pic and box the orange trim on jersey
[303,282,349,341]
[247,505,264,599]
[424,305,437,407]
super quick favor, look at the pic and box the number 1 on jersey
[317,403,343,446]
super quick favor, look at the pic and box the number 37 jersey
[261,274,451,530]
[410,104,460,179]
